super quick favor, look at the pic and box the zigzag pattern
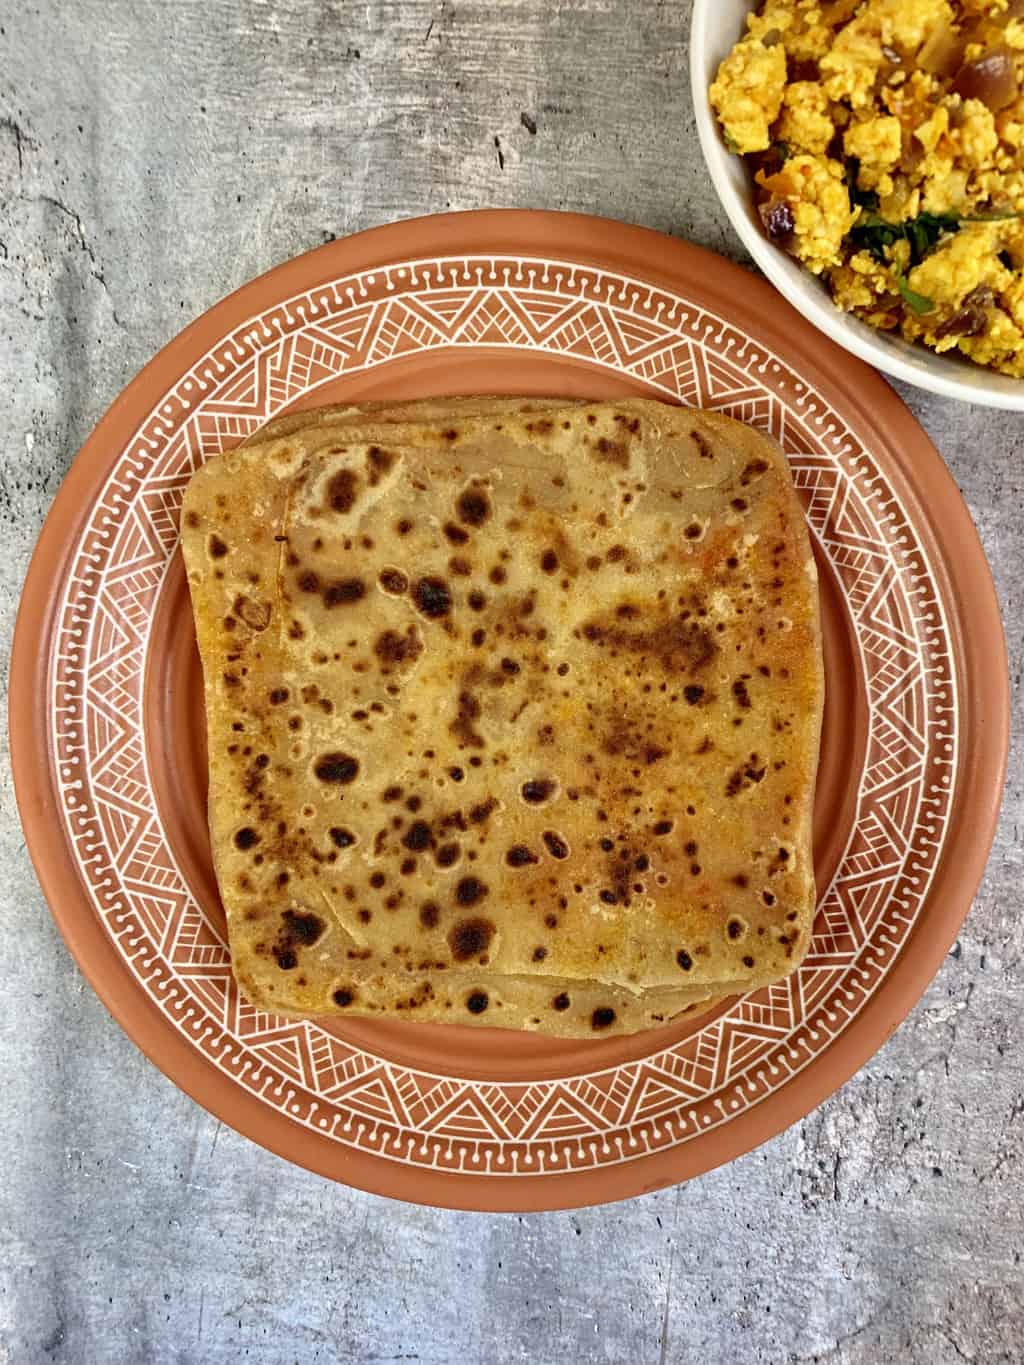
[48,255,957,1178]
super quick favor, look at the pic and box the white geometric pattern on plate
[52,256,955,1176]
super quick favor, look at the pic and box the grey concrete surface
[1,2,1021,1362]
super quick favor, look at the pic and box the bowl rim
[689,0,1024,412]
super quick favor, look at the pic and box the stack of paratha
[181,397,823,1037]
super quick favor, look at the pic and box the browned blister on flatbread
[181,398,823,1037]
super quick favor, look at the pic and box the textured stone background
[1,2,1021,1362]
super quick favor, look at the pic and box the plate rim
[9,208,1009,1211]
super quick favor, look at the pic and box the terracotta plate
[10,211,1008,1211]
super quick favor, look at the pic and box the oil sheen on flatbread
[181,398,823,1038]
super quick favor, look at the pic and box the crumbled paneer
[954,100,998,168]
[710,0,1024,377]
[819,22,884,108]
[778,82,835,156]
[844,116,903,192]
[710,36,787,153]
[908,223,1006,304]
[758,155,858,274]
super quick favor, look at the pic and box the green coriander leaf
[906,213,959,264]
[962,210,1024,223]
[848,214,902,264]
[898,275,935,315]
[844,156,879,214]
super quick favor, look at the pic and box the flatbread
[181,398,822,1036]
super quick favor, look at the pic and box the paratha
[181,398,823,1037]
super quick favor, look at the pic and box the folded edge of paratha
[181,398,822,1037]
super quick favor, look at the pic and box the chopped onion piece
[952,47,1018,111]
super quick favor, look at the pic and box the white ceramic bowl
[690,0,1024,410]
